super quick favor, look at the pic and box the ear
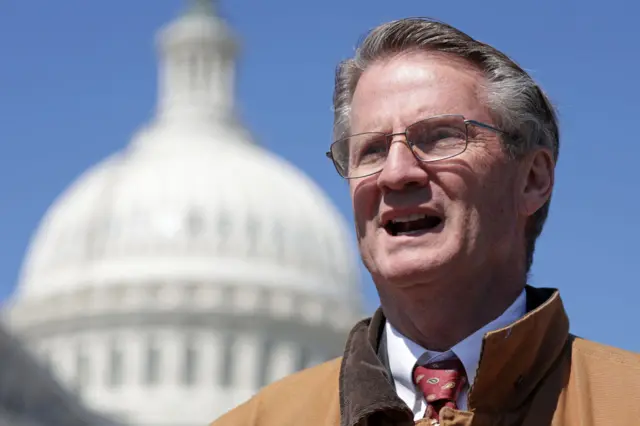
[520,148,555,217]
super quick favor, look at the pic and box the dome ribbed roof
[16,118,360,304]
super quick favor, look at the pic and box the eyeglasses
[326,114,505,179]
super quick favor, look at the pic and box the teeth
[391,214,427,224]
[397,230,419,236]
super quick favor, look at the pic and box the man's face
[349,52,531,291]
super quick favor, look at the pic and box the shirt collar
[385,288,527,396]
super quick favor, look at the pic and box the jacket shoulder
[209,357,342,426]
[571,335,640,367]
[560,336,640,422]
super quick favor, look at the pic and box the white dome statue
[2,1,363,425]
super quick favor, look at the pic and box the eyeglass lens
[334,115,468,178]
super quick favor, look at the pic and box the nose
[376,136,429,193]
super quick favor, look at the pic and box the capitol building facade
[1,1,363,425]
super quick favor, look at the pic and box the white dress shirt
[384,289,527,420]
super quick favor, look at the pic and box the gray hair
[333,17,560,272]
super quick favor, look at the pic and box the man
[211,17,640,426]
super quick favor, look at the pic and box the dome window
[257,338,274,388]
[143,336,161,386]
[217,210,232,248]
[272,221,285,261]
[106,339,124,388]
[181,336,198,386]
[219,333,235,388]
[186,209,205,237]
[246,215,259,255]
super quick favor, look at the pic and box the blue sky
[0,0,638,352]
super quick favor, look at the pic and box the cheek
[435,156,518,230]
[474,168,521,238]
[350,179,379,239]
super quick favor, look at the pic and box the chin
[360,225,464,288]
[374,248,453,289]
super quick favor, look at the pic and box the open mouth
[384,213,443,236]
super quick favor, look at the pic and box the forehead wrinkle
[350,52,491,135]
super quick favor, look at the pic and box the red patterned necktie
[413,359,467,425]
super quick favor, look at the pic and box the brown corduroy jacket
[210,286,640,426]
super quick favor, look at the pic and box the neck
[379,266,525,352]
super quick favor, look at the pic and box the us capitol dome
[2,1,363,425]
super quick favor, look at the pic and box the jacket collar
[339,306,413,426]
[468,286,570,411]
[338,286,570,426]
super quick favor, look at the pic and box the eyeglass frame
[325,114,507,179]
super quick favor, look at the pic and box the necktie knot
[413,358,466,423]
